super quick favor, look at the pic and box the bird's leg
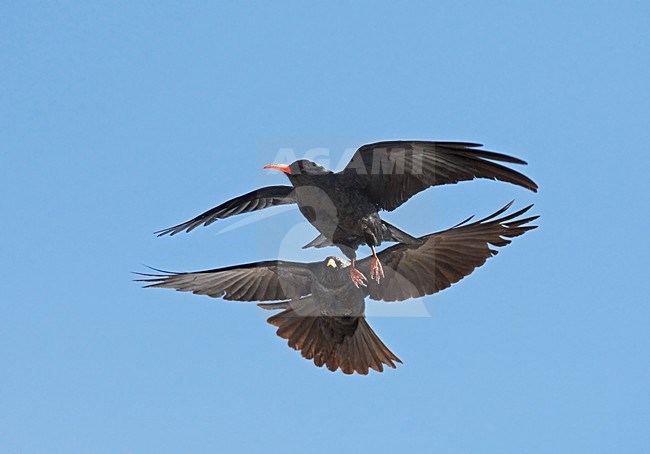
[348,258,368,288]
[369,246,384,283]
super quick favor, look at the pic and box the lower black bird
[140,203,538,375]
[156,141,538,287]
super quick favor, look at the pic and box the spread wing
[357,202,538,302]
[342,141,538,211]
[155,185,296,236]
[135,260,316,302]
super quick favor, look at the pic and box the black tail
[302,220,419,250]
[259,300,401,375]
[381,220,420,245]
[302,234,334,249]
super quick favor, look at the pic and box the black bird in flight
[156,141,538,287]
[142,203,538,375]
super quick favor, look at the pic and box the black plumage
[156,141,538,286]
[139,203,538,375]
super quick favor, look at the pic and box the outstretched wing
[342,141,538,211]
[135,260,315,302]
[357,202,538,302]
[155,185,296,236]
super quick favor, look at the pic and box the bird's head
[322,256,354,287]
[323,256,347,272]
[263,159,331,177]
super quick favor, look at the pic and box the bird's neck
[289,172,332,187]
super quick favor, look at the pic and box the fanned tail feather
[261,300,401,375]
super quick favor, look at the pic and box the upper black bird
[156,141,538,287]
[141,203,538,375]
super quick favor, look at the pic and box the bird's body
[309,257,365,317]
[141,203,538,374]
[288,170,390,259]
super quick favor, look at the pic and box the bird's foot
[370,256,384,283]
[349,267,368,288]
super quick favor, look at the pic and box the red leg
[348,259,368,288]
[370,246,384,283]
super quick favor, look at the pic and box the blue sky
[2,1,649,452]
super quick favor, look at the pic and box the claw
[349,267,368,288]
[370,256,384,283]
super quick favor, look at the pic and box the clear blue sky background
[2,1,649,452]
